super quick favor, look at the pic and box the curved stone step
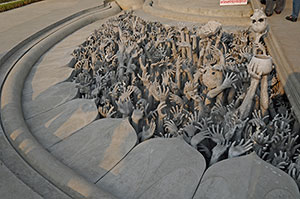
[22,82,78,120]
[157,0,252,18]
[22,15,109,98]
[0,128,72,199]
[22,65,74,97]
[193,153,300,199]
[143,0,251,27]
[97,138,206,199]
[50,118,137,183]
[26,99,98,149]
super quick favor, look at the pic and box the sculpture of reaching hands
[71,11,300,189]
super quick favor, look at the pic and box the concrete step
[143,0,252,27]
[157,0,252,18]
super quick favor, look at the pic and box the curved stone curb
[0,160,43,199]
[115,0,145,10]
[1,3,120,199]
[143,0,251,27]
[157,0,252,18]
[0,128,71,199]
[193,153,300,199]
[97,138,206,199]
[265,29,300,122]
[50,118,138,183]
[23,82,78,120]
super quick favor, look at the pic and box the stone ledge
[265,29,300,122]
[157,0,252,18]
[143,0,251,27]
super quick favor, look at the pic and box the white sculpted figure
[238,10,272,119]
[250,8,269,44]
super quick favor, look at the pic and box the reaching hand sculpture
[139,120,156,142]
[191,119,212,148]
[228,139,253,159]
[131,107,144,132]
[164,119,179,137]
[71,12,300,189]
[98,106,116,118]
[210,141,229,166]
[202,67,237,106]
[116,98,134,118]
[237,60,262,119]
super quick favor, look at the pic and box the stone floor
[266,0,300,75]
[0,160,42,199]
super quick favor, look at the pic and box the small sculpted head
[250,9,268,34]
[202,67,223,90]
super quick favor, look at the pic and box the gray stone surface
[22,18,108,99]
[193,152,300,199]
[0,0,299,198]
[0,128,72,199]
[143,0,251,27]
[26,99,98,149]
[0,0,105,54]
[260,0,300,122]
[22,65,74,96]
[0,160,43,199]
[40,48,74,65]
[116,0,145,10]
[23,82,78,119]
[157,0,252,17]
[97,138,206,199]
[50,118,137,183]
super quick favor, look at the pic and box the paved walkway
[259,0,300,120]
[0,0,104,55]
[0,160,43,199]
[266,0,299,73]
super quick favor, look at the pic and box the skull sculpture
[250,9,268,34]
[202,67,223,90]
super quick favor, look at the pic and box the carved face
[251,9,268,33]
[137,98,147,111]
[202,67,223,89]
